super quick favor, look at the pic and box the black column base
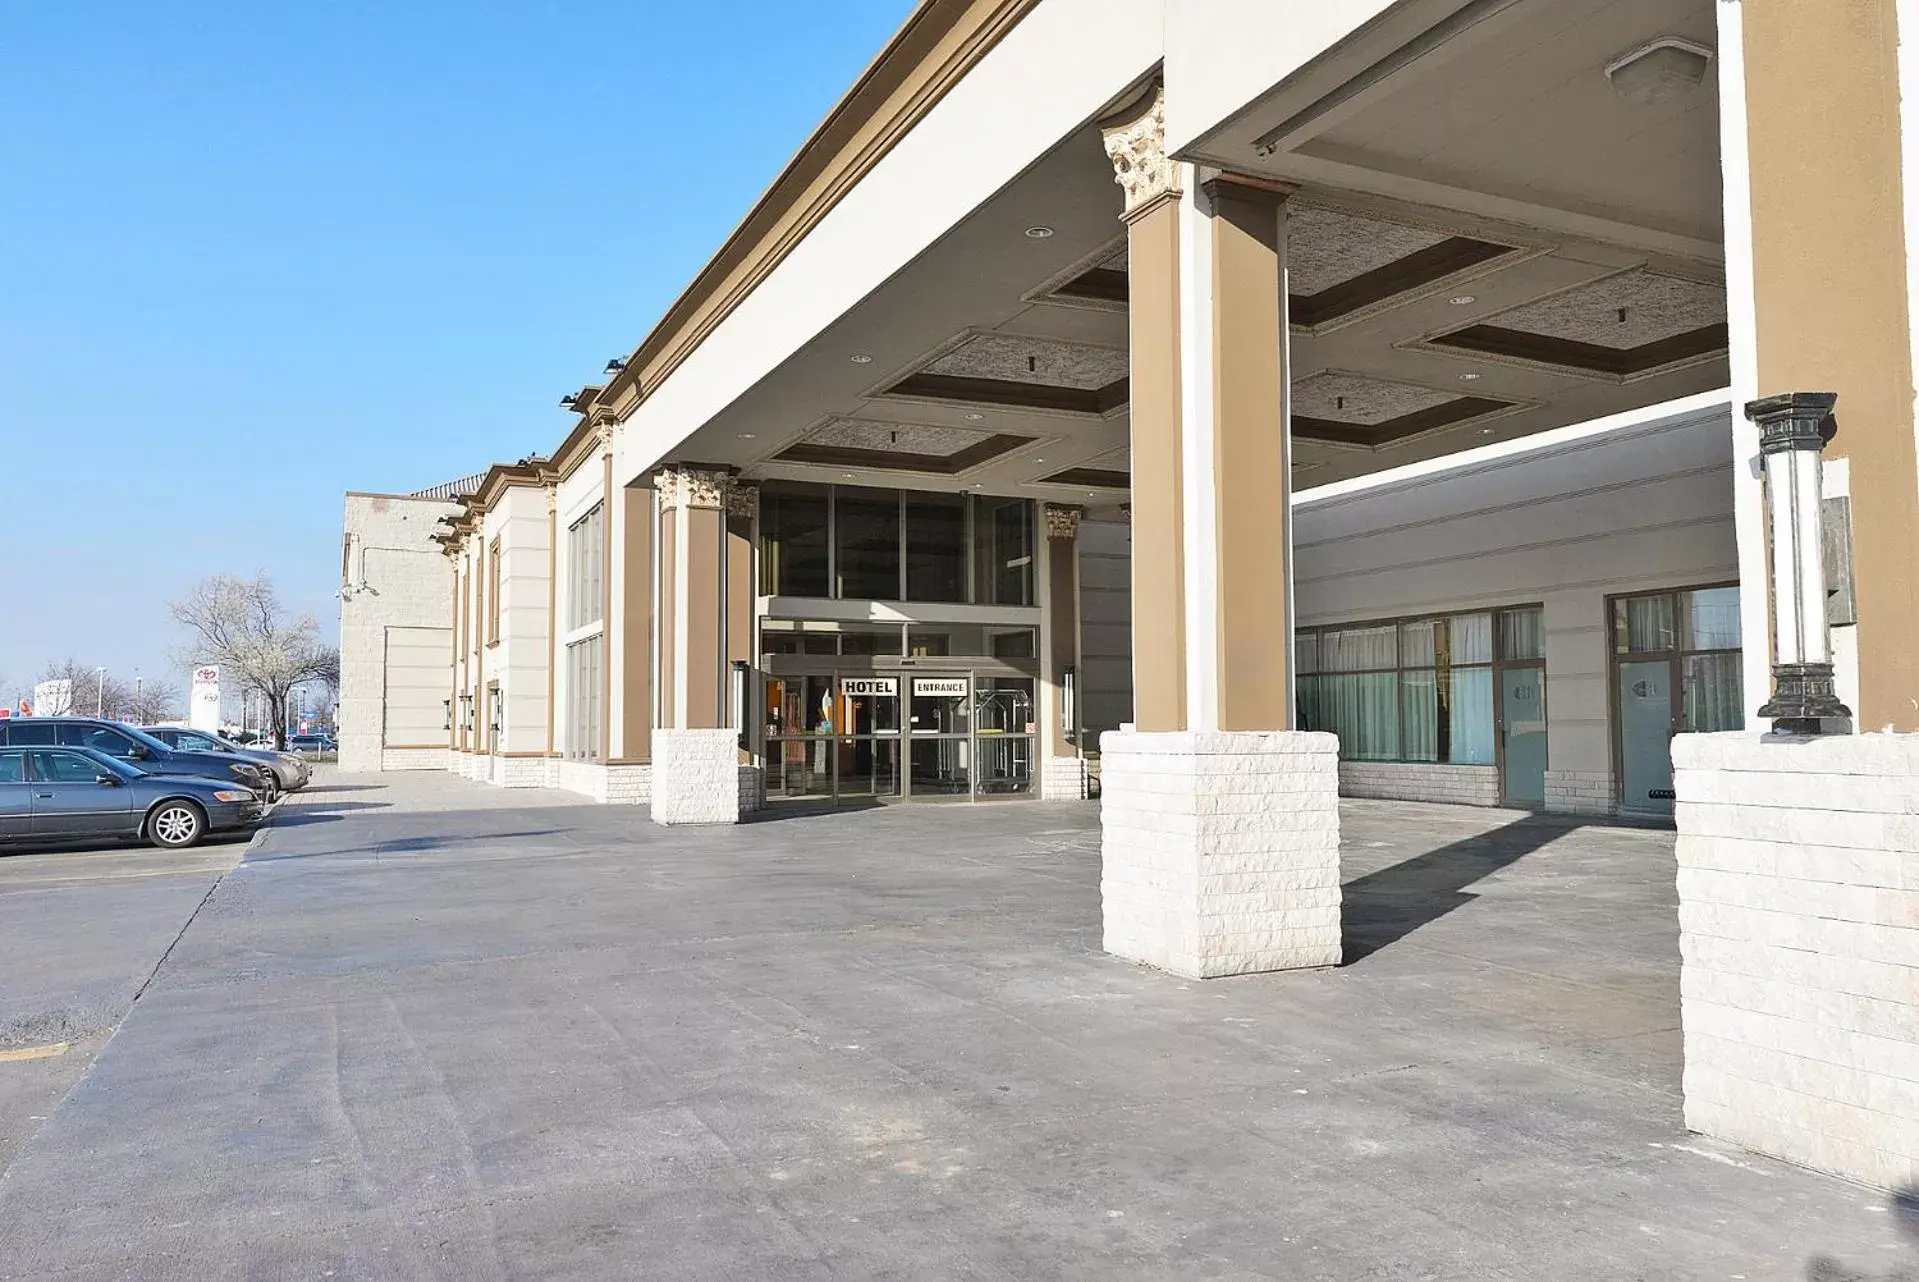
[1758,662,1851,734]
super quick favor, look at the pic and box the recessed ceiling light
[1459,372,1483,381]
[1478,427,1497,435]
[964,412,984,421]
[1024,226,1054,239]
[738,432,756,440]
[1449,294,1477,306]
[842,472,855,478]
[1034,458,1045,464]
[849,354,873,364]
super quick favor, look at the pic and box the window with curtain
[567,503,605,630]
[565,635,603,760]
[1297,609,1507,765]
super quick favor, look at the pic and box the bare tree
[36,659,134,719]
[170,574,339,750]
[124,679,182,726]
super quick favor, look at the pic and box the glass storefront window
[906,493,967,602]
[1298,609,1506,766]
[834,486,901,600]
[974,497,1034,606]
[1682,587,1742,651]
[1615,594,1677,654]
[760,484,829,597]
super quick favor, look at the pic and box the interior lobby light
[1605,37,1712,107]
[1024,226,1055,239]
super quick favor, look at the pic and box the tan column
[544,483,558,756]
[1204,174,1293,732]
[1103,87,1186,733]
[657,466,731,730]
[598,429,616,759]
[1043,504,1082,758]
[1741,0,1919,729]
[447,553,461,751]
[620,482,655,762]
[658,501,677,730]
[725,484,758,758]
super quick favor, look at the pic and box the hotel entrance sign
[840,678,896,697]
[914,678,968,697]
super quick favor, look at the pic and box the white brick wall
[380,747,447,772]
[549,759,652,804]
[652,730,742,825]
[1100,730,1343,979]
[1337,762,1498,806]
[1043,756,1091,801]
[1544,769,1614,815]
[1672,729,1919,1191]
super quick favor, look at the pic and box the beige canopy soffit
[584,0,1041,426]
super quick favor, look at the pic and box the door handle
[35,793,53,799]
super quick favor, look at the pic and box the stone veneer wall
[549,759,652,804]
[1543,769,1615,816]
[1673,730,1919,1191]
[1101,730,1342,978]
[380,747,447,772]
[652,730,742,825]
[1337,762,1499,807]
[1042,756,1091,801]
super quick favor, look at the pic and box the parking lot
[0,771,1911,1279]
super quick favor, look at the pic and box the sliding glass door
[1610,586,1743,817]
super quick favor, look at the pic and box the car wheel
[148,801,206,850]
[260,774,281,804]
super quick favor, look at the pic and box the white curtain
[1448,667,1495,764]
[1451,613,1494,664]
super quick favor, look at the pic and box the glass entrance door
[974,676,1036,796]
[1611,587,1744,817]
[908,675,971,798]
[1498,665,1547,805]
[836,676,901,800]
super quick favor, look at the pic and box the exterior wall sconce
[489,698,503,734]
[443,698,453,732]
[460,695,475,732]
[1746,392,1851,733]
[731,660,751,750]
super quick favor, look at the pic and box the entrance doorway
[1609,586,1744,817]
[761,668,1038,805]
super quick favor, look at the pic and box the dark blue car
[0,745,265,850]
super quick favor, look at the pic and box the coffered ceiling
[672,0,1727,509]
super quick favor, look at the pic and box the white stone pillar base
[1042,756,1090,801]
[1674,730,1919,1190]
[1100,730,1342,979]
[651,730,743,826]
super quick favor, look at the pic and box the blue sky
[0,0,915,701]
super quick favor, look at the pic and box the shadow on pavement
[268,801,393,828]
[1803,1185,1919,1280]
[247,829,571,861]
[1342,814,1582,964]
[741,799,885,823]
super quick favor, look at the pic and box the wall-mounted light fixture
[731,660,751,751]
[559,393,579,410]
[1746,392,1851,733]
[489,694,503,734]
[603,357,626,376]
[443,698,453,731]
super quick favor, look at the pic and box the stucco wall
[340,492,459,773]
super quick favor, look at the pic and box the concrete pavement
[0,771,1912,1279]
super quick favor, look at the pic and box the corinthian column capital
[1101,85,1179,222]
[656,465,730,510]
[1043,503,1083,541]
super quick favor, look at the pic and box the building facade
[341,0,1919,1190]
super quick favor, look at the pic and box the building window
[566,635,603,760]
[835,486,901,601]
[1298,607,1536,765]
[568,503,605,630]
[761,484,830,597]
[973,497,1034,607]
[759,483,1034,606]
[486,538,502,644]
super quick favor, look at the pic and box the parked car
[286,734,334,755]
[0,744,264,850]
[141,726,311,795]
[0,718,270,799]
